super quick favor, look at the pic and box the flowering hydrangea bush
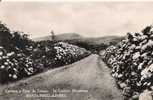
[53,42,90,66]
[0,42,90,84]
[101,25,153,99]
[0,47,37,83]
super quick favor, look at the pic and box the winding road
[0,54,123,100]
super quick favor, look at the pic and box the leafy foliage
[0,22,91,84]
[101,25,153,99]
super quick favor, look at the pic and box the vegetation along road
[0,54,123,100]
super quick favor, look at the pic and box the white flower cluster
[101,26,153,99]
[54,42,90,65]
[0,46,36,83]
[0,47,18,79]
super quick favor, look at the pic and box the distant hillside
[63,36,124,53]
[34,33,124,45]
[34,33,83,41]
[80,36,124,45]
[33,33,124,53]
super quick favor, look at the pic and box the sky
[0,2,153,38]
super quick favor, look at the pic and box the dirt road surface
[0,54,123,100]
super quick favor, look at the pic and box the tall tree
[50,30,55,40]
[0,21,12,50]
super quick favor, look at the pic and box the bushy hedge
[0,42,91,84]
[101,25,153,99]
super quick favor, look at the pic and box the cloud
[0,2,153,38]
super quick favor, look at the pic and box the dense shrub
[53,42,90,65]
[0,41,91,84]
[0,47,36,83]
[101,25,153,99]
[0,21,91,84]
[31,42,91,68]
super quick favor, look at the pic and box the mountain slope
[33,33,124,53]
[34,33,83,41]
